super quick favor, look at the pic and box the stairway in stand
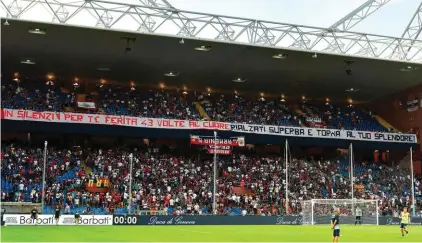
[295,109,307,127]
[373,115,400,132]
[98,108,105,115]
[397,152,411,169]
[194,102,211,121]
[81,160,92,175]
[64,107,74,112]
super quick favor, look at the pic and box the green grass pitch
[1,225,421,242]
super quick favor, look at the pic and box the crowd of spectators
[2,143,421,217]
[1,81,72,112]
[1,143,84,205]
[98,88,200,120]
[197,93,300,126]
[299,103,390,132]
[1,80,393,132]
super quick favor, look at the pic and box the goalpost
[302,199,379,225]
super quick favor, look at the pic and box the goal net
[302,199,379,225]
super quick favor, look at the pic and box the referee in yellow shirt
[399,207,410,236]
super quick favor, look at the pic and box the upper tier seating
[1,81,392,132]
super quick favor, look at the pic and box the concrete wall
[369,84,422,174]
[368,84,422,146]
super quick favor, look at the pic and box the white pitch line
[6,242,422,243]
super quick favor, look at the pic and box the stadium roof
[2,19,422,102]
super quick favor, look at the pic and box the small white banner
[306,117,322,123]
[407,99,419,112]
[77,102,96,109]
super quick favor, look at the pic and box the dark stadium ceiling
[1,19,422,102]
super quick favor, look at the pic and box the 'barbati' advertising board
[4,214,112,226]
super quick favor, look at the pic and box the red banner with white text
[207,146,232,155]
[190,135,245,147]
[1,109,229,130]
[1,109,417,144]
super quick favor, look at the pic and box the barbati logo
[77,216,110,225]
[148,216,196,225]
[20,216,55,225]
[61,216,111,225]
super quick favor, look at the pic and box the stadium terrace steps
[64,107,74,112]
[55,167,80,183]
[60,87,70,93]
[98,108,105,115]
[194,102,211,121]
[373,115,400,132]
[81,159,92,175]
[295,109,304,116]
[292,110,306,127]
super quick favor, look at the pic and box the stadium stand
[1,80,421,217]
[1,142,421,216]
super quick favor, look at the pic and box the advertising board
[112,215,422,226]
[4,214,112,226]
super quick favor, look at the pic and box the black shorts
[400,223,407,229]
[31,215,37,220]
[333,229,340,237]
[356,216,361,220]
[55,215,60,219]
